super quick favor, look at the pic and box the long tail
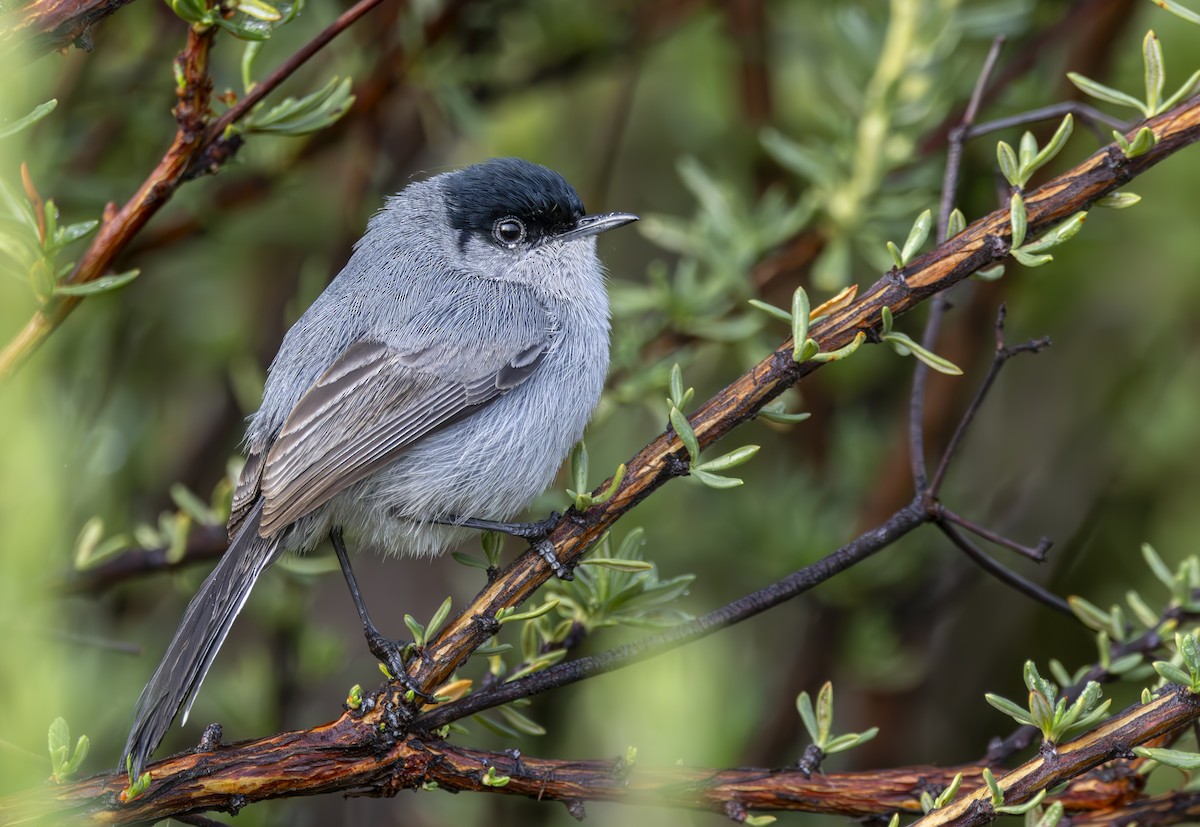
[123,499,280,777]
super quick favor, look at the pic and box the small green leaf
[496,600,560,625]
[1155,0,1200,25]
[1153,660,1193,687]
[996,789,1046,815]
[748,298,792,323]
[982,767,1004,806]
[809,331,865,362]
[985,693,1035,725]
[796,690,819,742]
[1068,72,1148,115]
[694,445,759,473]
[947,208,966,238]
[1142,543,1175,590]
[1095,192,1141,209]
[480,766,511,787]
[669,406,700,463]
[404,614,426,646]
[1011,248,1054,267]
[669,363,685,410]
[1030,115,1074,174]
[1120,127,1157,159]
[234,0,282,21]
[973,265,1005,281]
[814,681,833,745]
[1009,193,1027,248]
[902,207,926,262]
[0,99,58,141]
[54,269,140,297]
[743,815,776,827]
[997,141,1020,187]
[426,596,453,642]
[758,405,811,425]
[1163,67,1200,112]
[1018,131,1038,171]
[1126,590,1159,630]
[934,773,963,809]
[760,128,835,189]
[497,705,547,737]
[791,287,811,361]
[880,305,894,335]
[881,331,963,375]
[886,241,904,270]
[1133,745,1200,770]
[690,467,744,489]
[1144,31,1165,115]
[579,557,653,572]
[824,727,879,754]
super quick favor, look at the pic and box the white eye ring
[493,217,526,247]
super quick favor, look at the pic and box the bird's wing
[254,300,554,537]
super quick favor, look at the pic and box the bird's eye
[493,217,526,247]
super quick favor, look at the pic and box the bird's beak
[557,212,639,243]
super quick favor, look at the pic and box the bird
[123,157,637,777]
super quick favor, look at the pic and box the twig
[417,502,928,730]
[937,521,1071,616]
[935,507,1051,563]
[927,304,1052,495]
[964,102,1130,142]
[0,0,391,377]
[912,35,1004,489]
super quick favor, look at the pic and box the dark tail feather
[123,499,280,776]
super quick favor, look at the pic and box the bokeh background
[3,0,1200,824]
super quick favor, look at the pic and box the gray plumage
[124,158,635,777]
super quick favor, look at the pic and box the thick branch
[2,687,1177,824]
[0,0,137,61]
[401,96,1200,703]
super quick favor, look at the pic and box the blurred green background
[3,0,1200,824]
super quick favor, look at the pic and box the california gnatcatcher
[124,157,637,777]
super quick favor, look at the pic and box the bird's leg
[330,527,432,699]
[438,512,572,580]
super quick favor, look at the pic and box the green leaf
[1141,543,1175,590]
[54,269,140,297]
[748,298,792,323]
[758,405,811,425]
[669,406,700,463]
[1030,115,1074,175]
[1009,192,1027,249]
[900,209,932,265]
[212,14,272,40]
[1162,68,1200,112]
[404,613,426,645]
[814,681,833,745]
[1126,589,1160,629]
[1155,0,1200,25]
[973,265,1005,281]
[695,445,759,473]
[1018,131,1038,171]
[1068,72,1148,115]
[690,467,744,489]
[809,331,865,362]
[1121,127,1157,159]
[996,789,1046,815]
[982,767,1004,806]
[934,772,963,809]
[1143,30,1165,115]
[1018,211,1088,254]
[1095,192,1141,209]
[0,100,58,141]
[426,596,453,641]
[985,693,1035,726]
[1133,745,1200,770]
[234,0,282,21]
[1153,660,1193,687]
[244,77,355,136]
[796,690,819,742]
[1011,248,1054,267]
[824,727,879,754]
[882,331,963,375]
[579,557,653,573]
[997,141,1020,187]
[496,600,560,626]
[947,208,966,238]
[790,287,810,361]
[886,240,903,269]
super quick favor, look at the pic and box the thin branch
[912,35,1004,489]
[937,521,1071,616]
[936,507,1051,563]
[927,304,1052,495]
[417,502,928,731]
[965,101,1131,142]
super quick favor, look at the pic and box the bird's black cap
[444,157,586,246]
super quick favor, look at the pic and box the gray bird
[124,157,637,777]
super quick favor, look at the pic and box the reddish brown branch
[400,96,1200,704]
[2,684,1181,823]
[0,0,390,378]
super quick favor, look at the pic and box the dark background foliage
[3,0,1200,823]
